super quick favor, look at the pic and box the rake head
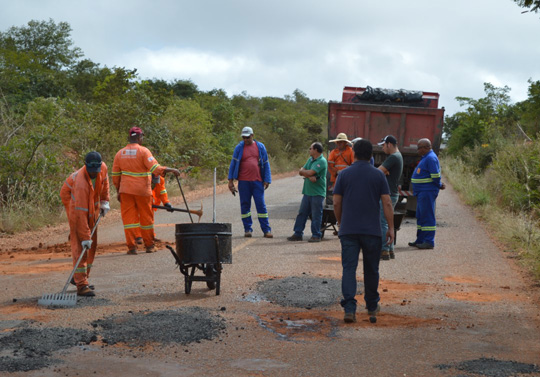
[37,292,77,307]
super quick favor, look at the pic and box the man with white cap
[228,126,273,238]
[328,133,353,190]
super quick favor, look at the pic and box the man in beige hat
[328,133,354,190]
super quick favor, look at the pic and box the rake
[38,214,102,307]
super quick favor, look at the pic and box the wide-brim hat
[329,133,352,144]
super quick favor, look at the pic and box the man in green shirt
[287,142,328,242]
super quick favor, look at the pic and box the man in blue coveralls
[409,138,446,249]
[228,126,273,238]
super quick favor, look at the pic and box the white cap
[241,126,253,137]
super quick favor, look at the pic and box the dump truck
[328,85,445,213]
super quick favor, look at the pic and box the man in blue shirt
[228,126,273,238]
[333,139,394,323]
[409,138,446,249]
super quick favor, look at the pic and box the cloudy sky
[1,0,539,115]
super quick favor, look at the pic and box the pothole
[258,311,339,340]
[0,327,94,372]
[255,275,360,308]
[437,357,540,377]
[91,307,226,346]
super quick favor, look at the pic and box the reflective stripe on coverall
[134,176,170,239]
[64,164,110,288]
[112,143,166,250]
[411,150,442,246]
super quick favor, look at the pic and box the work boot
[389,251,395,259]
[145,245,156,253]
[70,278,94,290]
[263,232,273,238]
[381,250,390,260]
[287,235,303,241]
[77,286,95,297]
[408,241,418,247]
[308,237,321,243]
[344,312,356,323]
[244,231,253,238]
[367,303,381,316]
[416,243,434,249]
[127,249,137,255]
[135,237,144,245]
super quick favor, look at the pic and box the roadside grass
[443,155,540,281]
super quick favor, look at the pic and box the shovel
[38,214,102,307]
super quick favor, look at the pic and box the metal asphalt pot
[175,223,232,264]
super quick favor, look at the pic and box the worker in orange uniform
[112,126,180,255]
[134,174,173,243]
[59,151,110,297]
[328,133,354,190]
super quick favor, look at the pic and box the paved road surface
[1,175,539,376]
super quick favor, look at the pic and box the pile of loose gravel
[92,307,226,346]
[256,275,361,308]
[0,327,94,373]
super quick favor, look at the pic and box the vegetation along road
[1,175,539,376]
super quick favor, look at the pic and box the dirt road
[1,175,539,376]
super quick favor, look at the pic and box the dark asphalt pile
[92,307,226,346]
[437,357,540,377]
[0,327,94,373]
[256,275,361,308]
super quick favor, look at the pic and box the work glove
[81,240,93,249]
[100,201,110,216]
[164,202,174,212]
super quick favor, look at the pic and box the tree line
[0,19,327,232]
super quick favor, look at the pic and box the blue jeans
[293,195,324,239]
[340,234,382,313]
[380,194,399,252]
[238,180,271,233]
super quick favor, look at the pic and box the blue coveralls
[228,140,272,233]
[411,150,442,246]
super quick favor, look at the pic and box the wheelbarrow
[166,222,232,295]
[320,204,338,239]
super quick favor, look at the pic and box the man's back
[382,152,403,195]
[334,160,389,237]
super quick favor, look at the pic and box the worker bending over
[60,151,110,297]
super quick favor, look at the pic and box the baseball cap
[241,126,253,137]
[85,151,102,173]
[378,135,397,146]
[129,126,144,137]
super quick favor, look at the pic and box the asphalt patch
[0,327,94,372]
[437,357,540,377]
[256,275,361,308]
[92,307,226,346]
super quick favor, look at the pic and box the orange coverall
[328,145,354,185]
[134,176,170,239]
[59,164,110,288]
[112,143,166,250]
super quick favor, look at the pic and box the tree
[0,19,83,104]
[446,83,517,154]
[513,0,540,13]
